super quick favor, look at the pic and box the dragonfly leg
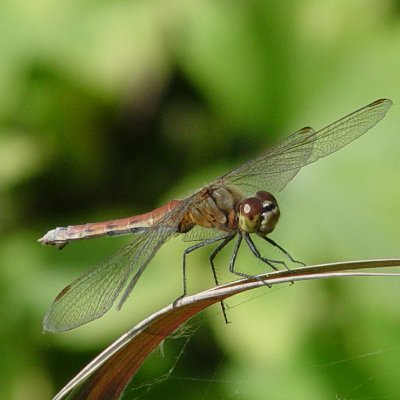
[244,233,288,271]
[262,236,306,267]
[228,234,272,288]
[209,235,236,324]
[248,235,297,287]
[173,235,231,308]
[209,235,235,286]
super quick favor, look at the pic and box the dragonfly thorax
[237,191,280,235]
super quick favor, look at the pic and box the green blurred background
[1,0,400,399]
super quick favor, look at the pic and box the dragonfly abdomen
[38,199,182,249]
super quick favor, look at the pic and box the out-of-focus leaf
[51,258,400,400]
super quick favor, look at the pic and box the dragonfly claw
[172,294,185,308]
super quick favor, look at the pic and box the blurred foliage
[0,0,399,399]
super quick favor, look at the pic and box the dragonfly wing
[221,99,392,194]
[43,232,165,332]
[43,197,195,332]
[304,98,392,164]
[116,196,197,309]
[182,225,229,242]
[222,126,316,194]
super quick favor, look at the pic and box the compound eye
[239,197,263,220]
[256,191,277,204]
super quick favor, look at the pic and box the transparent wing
[182,225,228,242]
[220,99,392,194]
[43,197,195,332]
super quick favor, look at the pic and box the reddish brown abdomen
[38,199,182,248]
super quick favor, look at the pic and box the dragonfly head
[237,191,280,235]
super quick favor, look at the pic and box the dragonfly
[40,98,392,332]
